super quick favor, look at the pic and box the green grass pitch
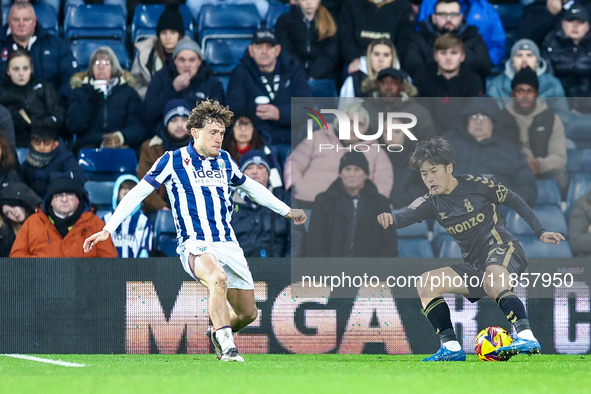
[1,354,590,394]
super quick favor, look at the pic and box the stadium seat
[518,236,573,257]
[153,209,179,257]
[64,5,126,42]
[396,220,429,238]
[198,4,261,48]
[1,5,9,26]
[566,149,591,174]
[131,4,194,43]
[265,1,290,29]
[436,234,462,258]
[565,174,591,218]
[78,148,138,181]
[308,79,338,98]
[505,205,567,236]
[203,37,251,75]
[70,39,130,70]
[534,179,561,207]
[492,3,524,32]
[15,148,29,165]
[34,4,58,36]
[396,220,434,258]
[65,0,127,19]
[84,181,115,214]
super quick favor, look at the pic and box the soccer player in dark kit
[377,137,565,361]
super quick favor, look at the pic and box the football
[474,326,514,361]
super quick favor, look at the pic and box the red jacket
[10,209,117,258]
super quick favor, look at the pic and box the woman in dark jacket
[275,0,340,82]
[0,133,21,188]
[0,182,41,257]
[67,46,145,152]
[0,49,65,148]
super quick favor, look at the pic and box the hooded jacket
[10,185,117,257]
[226,50,312,145]
[0,23,78,97]
[67,70,146,150]
[131,36,166,100]
[306,177,398,257]
[102,174,152,258]
[568,189,591,257]
[0,182,41,257]
[0,77,65,147]
[143,58,225,126]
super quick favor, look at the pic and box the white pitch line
[2,354,86,367]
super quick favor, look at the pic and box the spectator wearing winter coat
[143,37,224,128]
[0,105,15,148]
[231,150,291,257]
[226,28,312,164]
[275,1,340,83]
[404,0,491,80]
[443,96,539,205]
[500,68,569,195]
[305,151,398,257]
[486,39,570,130]
[338,0,414,76]
[102,174,152,258]
[0,132,21,188]
[10,177,118,257]
[67,46,145,152]
[0,2,78,98]
[131,5,185,100]
[568,188,591,257]
[20,126,87,199]
[0,49,64,147]
[0,182,40,257]
[417,0,506,65]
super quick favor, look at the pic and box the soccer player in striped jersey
[84,99,307,362]
[377,137,565,361]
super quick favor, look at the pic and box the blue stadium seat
[535,179,561,207]
[396,220,429,238]
[78,148,138,181]
[131,4,194,43]
[518,236,573,257]
[64,5,126,42]
[308,79,338,98]
[505,205,567,236]
[85,180,115,212]
[265,1,289,29]
[566,174,591,218]
[2,5,9,26]
[218,75,229,94]
[198,4,261,48]
[65,0,127,18]
[398,238,435,258]
[566,149,591,174]
[153,209,179,257]
[203,38,251,75]
[436,234,462,258]
[70,39,130,70]
[15,147,29,165]
[34,4,58,36]
[492,3,524,31]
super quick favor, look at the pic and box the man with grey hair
[144,37,225,127]
[0,1,78,97]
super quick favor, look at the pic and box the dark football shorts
[450,241,528,302]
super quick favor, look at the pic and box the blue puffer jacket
[0,24,78,97]
[143,59,225,126]
[226,51,312,145]
[418,0,506,65]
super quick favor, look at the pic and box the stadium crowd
[0,0,588,258]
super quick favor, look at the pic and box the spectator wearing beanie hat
[500,67,569,196]
[487,38,570,130]
[137,99,193,218]
[231,150,291,257]
[144,37,224,127]
[10,178,117,257]
[305,151,398,258]
[131,5,186,100]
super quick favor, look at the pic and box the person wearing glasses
[66,46,145,153]
[442,96,539,206]
[404,0,491,81]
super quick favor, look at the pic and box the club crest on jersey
[198,246,207,252]
[464,198,474,213]
[439,212,448,220]
[217,159,226,170]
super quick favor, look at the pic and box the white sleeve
[237,176,290,216]
[103,179,156,234]
[340,76,354,98]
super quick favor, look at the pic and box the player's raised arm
[377,212,394,229]
[285,209,307,225]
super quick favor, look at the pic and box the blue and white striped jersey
[103,210,152,258]
[143,143,246,243]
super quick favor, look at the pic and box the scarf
[48,202,85,238]
[158,129,192,152]
[26,148,58,168]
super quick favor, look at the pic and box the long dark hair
[0,133,16,171]
[222,115,265,163]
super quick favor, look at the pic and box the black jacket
[306,178,398,257]
[338,0,414,65]
[226,51,312,145]
[144,59,225,126]
[0,78,65,147]
[404,19,492,80]
[275,5,340,81]
[232,187,291,257]
[0,181,42,257]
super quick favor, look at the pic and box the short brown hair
[186,99,233,133]
[434,33,464,52]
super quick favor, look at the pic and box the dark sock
[495,290,529,331]
[422,297,456,342]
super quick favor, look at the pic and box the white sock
[443,341,462,351]
[517,329,536,341]
[214,327,236,353]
